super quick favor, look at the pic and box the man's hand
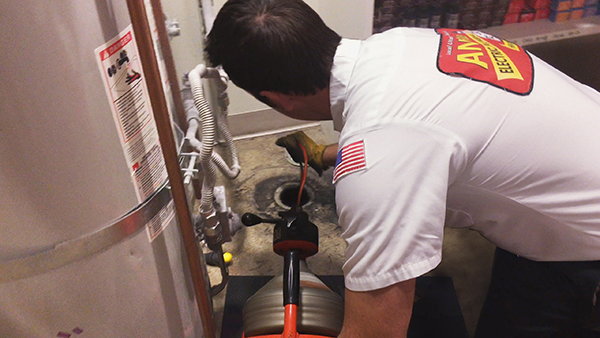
[276,131,328,175]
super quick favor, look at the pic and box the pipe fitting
[202,212,223,250]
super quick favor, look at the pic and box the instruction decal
[436,28,534,95]
[146,200,175,242]
[95,25,168,203]
[95,25,173,242]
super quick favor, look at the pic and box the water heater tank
[0,1,205,337]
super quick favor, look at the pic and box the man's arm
[322,143,338,168]
[338,279,416,338]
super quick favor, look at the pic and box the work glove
[276,131,328,176]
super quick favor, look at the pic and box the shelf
[482,15,600,45]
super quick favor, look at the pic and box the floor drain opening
[274,183,312,208]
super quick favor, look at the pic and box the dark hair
[205,0,341,97]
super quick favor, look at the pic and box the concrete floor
[207,125,497,337]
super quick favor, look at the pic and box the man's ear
[259,91,296,111]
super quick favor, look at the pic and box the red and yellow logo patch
[436,28,533,95]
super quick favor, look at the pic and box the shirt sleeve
[335,121,466,291]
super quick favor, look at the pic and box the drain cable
[297,143,309,208]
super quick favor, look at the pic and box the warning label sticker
[94,25,168,203]
[146,200,175,242]
[436,28,534,95]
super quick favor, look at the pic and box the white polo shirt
[330,28,600,292]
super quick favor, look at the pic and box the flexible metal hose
[183,70,240,179]
[214,72,240,178]
[188,64,217,214]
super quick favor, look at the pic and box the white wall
[163,0,373,138]
[212,0,374,39]
[211,0,374,117]
[318,0,374,39]
[161,0,206,85]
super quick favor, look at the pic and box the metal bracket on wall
[0,182,173,283]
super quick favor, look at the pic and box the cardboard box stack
[373,0,599,32]
[584,0,600,17]
[547,0,598,21]
[550,0,573,21]
[529,0,552,20]
[373,0,451,32]
[503,0,525,24]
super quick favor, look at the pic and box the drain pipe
[125,1,216,337]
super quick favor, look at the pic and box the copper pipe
[148,0,188,132]
[125,1,216,338]
[149,0,204,200]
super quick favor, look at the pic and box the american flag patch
[333,140,366,184]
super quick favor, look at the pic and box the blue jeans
[474,248,600,338]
